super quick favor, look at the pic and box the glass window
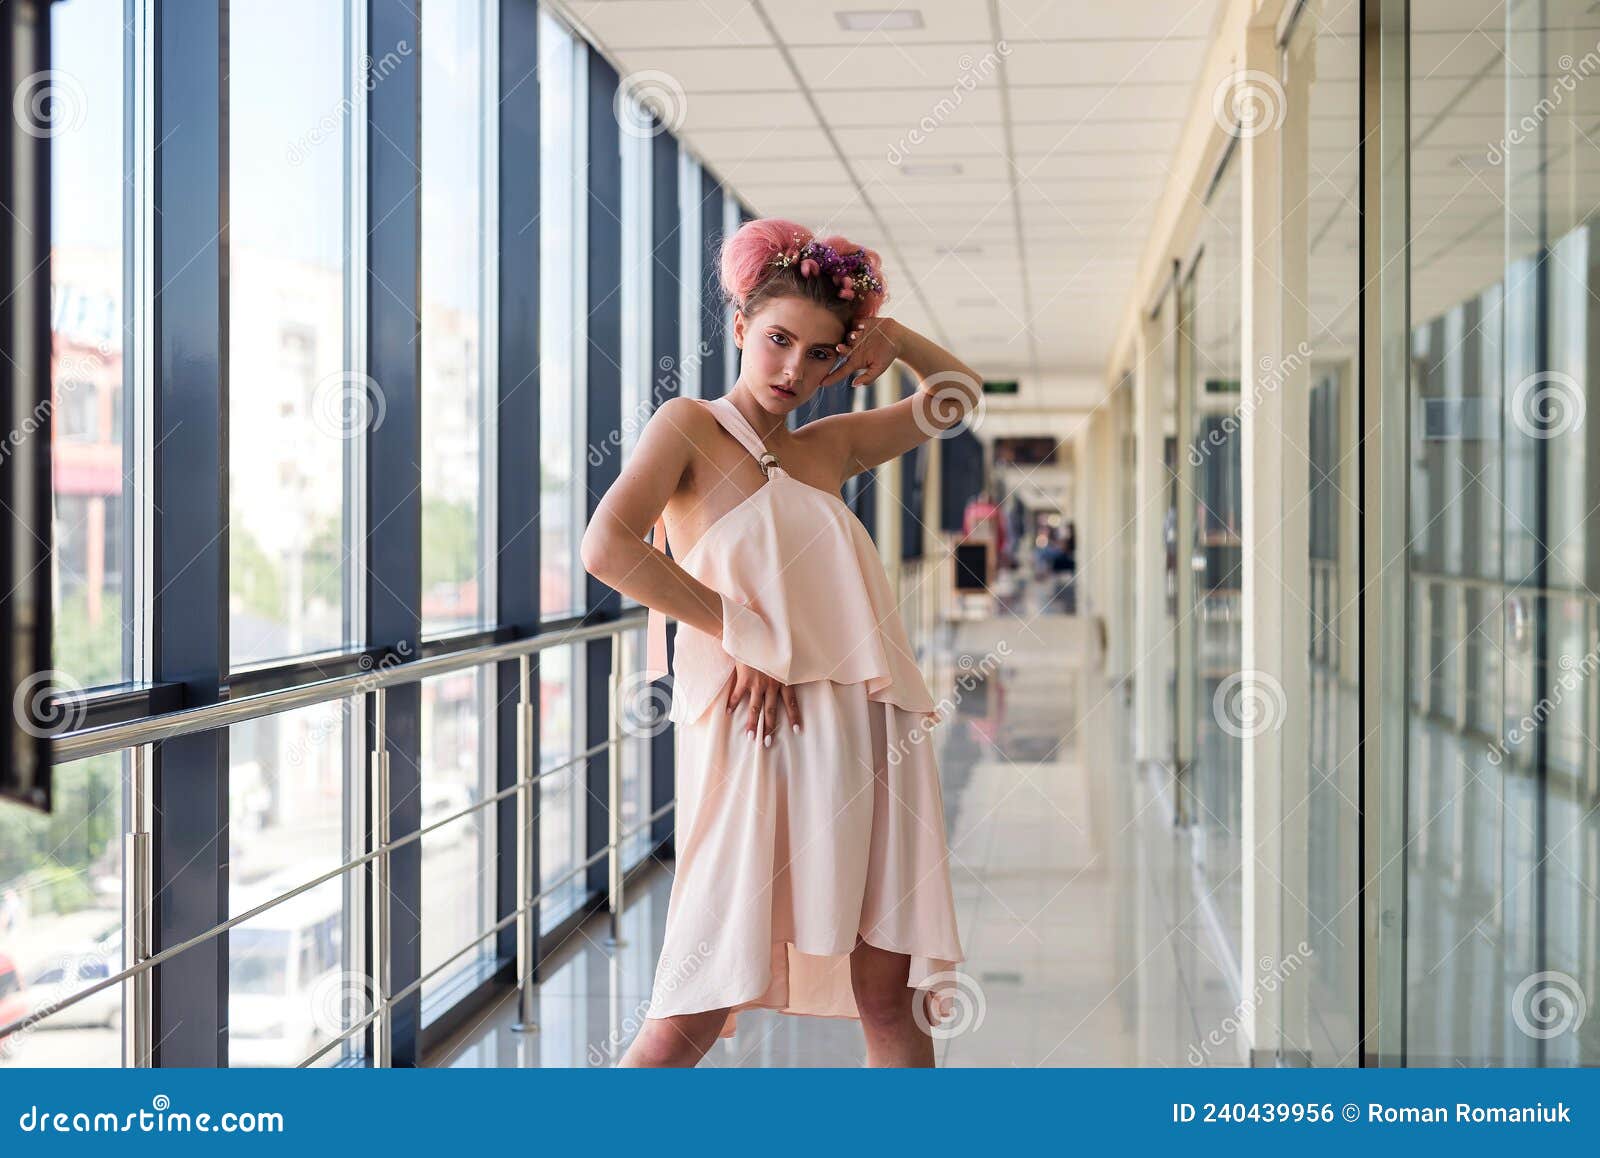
[420,667,498,1015]
[422,0,493,636]
[1283,2,1360,1064]
[1400,0,1600,1067]
[618,629,655,867]
[228,0,352,667]
[539,645,586,932]
[0,754,125,1067]
[677,151,703,398]
[721,196,741,394]
[1180,150,1245,957]
[619,91,653,464]
[228,879,348,1068]
[616,93,654,612]
[228,698,361,1067]
[539,12,587,620]
[49,0,128,691]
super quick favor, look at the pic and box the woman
[581,218,980,1067]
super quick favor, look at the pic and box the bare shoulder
[639,396,731,491]
[792,407,862,478]
[648,394,713,439]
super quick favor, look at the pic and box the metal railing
[1,611,672,1068]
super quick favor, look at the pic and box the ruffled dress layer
[640,396,964,1040]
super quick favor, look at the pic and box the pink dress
[641,395,965,1039]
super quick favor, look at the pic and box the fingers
[725,669,748,718]
[729,667,800,749]
[760,682,781,747]
[744,678,762,742]
[822,352,864,388]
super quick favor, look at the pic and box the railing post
[605,633,626,947]
[370,687,392,1067]
[122,745,153,1067]
[511,654,539,1033]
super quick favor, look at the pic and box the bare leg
[616,1006,731,1067]
[850,939,935,1068]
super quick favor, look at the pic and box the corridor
[432,602,1245,1068]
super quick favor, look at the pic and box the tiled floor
[430,596,1248,1068]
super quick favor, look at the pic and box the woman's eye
[809,348,833,360]
[768,332,788,346]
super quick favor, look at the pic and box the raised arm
[579,396,726,638]
[813,317,983,478]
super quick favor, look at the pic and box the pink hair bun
[719,217,888,320]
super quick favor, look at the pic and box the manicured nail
[792,724,801,733]
[746,729,755,742]
[763,733,772,748]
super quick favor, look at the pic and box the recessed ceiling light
[836,9,925,31]
[898,162,963,177]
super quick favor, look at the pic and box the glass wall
[420,668,498,1013]
[421,0,492,637]
[228,699,361,1066]
[0,0,713,1067]
[49,0,128,693]
[228,0,353,668]
[1285,0,1362,1064]
[677,152,703,398]
[539,10,587,621]
[1181,149,1246,956]
[540,645,585,932]
[1400,0,1600,1067]
[0,754,124,1068]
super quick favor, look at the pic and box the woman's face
[733,295,849,415]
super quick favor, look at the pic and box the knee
[622,1015,719,1067]
[853,977,917,1029]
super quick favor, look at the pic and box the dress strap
[708,396,786,479]
[644,397,783,681]
[645,514,670,679]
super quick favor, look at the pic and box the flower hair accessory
[770,236,883,302]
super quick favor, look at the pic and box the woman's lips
[770,383,796,398]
